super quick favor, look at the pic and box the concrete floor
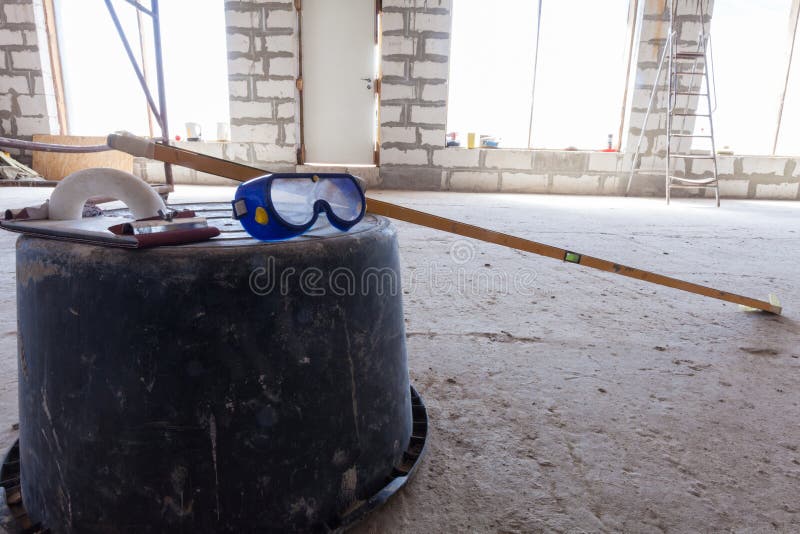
[0,186,798,532]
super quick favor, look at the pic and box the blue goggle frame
[231,173,366,241]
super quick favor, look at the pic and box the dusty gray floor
[0,186,798,532]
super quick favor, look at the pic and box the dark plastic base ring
[0,386,428,534]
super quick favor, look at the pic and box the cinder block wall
[375,0,628,194]
[137,0,300,185]
[623,0,713,196]
[0,0,59,164]
[623,0,799,199]
[3,0,800,199]
[224,0,298,171]
[376,0,800,199]
[378,0,451,190]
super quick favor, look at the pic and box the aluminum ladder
[626,0,720,206]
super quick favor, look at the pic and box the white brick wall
[382,0,418,7]
[0,76,28,93]
[418,128,444,146]
[484,150,533,170]
[267,9,295,29]
[425,38,449,56]
[410,105,445,125]
[383,35,415,56]
[501,173,548,193]
[551,175,601,195]
[227,33,250,53]
[230,100,271,119]
[382,12,404,32]
[381,105,402,124]
[679,21,704,40]
[381,148,428,165]
[755,183,799,199]
[229,57,262,76]
[3,4,35,24]
[283,123,297,144]
[0,0,59,143]
[600,175,623,194]
[742,157,786,176]
[32,74,52,95]
[10,50,39,70]
[432,148,480,168]
[189,0,800,198]
[227,10,260,28]
[382,60,405,78]
[225,142,251,162]
[16,94,42,116]
[717,180,749,197]
[265,34,294,52]
[450,171,499,192]
[229,80,249,98]
[224,2,301,167]
[587,152,620,173]
[14,116,49,134]
[381,83,415,100]
[175,141,225,159]
[411,61,448,80]
[420,83,446,102]
[255,79,296,99]
[715,156,735,176]
[253,143,296,163]
[276,102,294,119]
[0,29,23,45]
[382,126,416,144]
[410,13,450,33]
[269,56,296,77]
[24,29,38,47]
[231,124,280,143]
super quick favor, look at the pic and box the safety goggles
[231,173,366,241]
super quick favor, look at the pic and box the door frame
[295,0,382,165]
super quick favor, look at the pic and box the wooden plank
[152,143,264,182]
[366,197,781,314]
[123,140,783,315]
[31,135,133,180]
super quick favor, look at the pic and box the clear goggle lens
[270,177,363,226]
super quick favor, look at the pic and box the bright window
[56,1,149,135]
[530,0,631,150]
[775,6,800,155]
[55,0,229,139]
[702,0,793,155]
[446,0,538,148]
[159,0,230,141]
[446,0,634,150]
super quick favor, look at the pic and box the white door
[301,0,377,164]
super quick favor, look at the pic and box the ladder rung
[670,176,718,186]
[669,154,715,159]
[670,184,718,189]
[674,52,705,59]
[670,134,712,138]
[674,71,705,75]
[673,112,710,117]
[673,92,708,96]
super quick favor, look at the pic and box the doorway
[300,0,379,165]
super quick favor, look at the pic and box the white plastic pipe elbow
[48,168,166,220]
